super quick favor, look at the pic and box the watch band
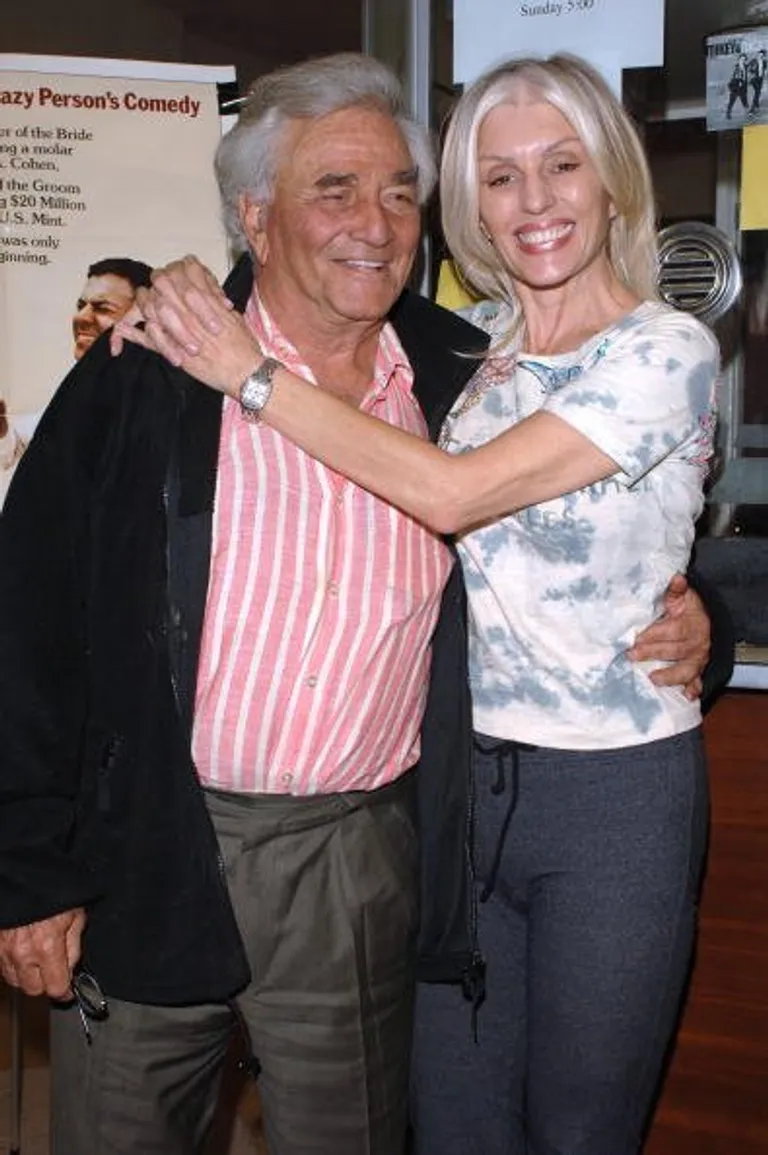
[238,357,282,422]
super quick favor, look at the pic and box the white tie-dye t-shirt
[442,300,719,750]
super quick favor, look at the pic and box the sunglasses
[71,966,109,1045]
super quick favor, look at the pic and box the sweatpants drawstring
[474,735,535,904]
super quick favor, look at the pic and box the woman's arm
[114,256,722,699]
[114,261,617,536]
[265,376,616,535]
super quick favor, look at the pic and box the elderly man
[0,52,728,1155]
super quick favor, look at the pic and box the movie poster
[0,54,234,507]
[706,29,768,132]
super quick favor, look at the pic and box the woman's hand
[110,255,262,397]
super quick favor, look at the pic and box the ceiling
[3,0,363,92]
[6,0,767,108]
[152,0,362,83]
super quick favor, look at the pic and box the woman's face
[476,92,616,297]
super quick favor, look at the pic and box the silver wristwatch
[238,357,282,422]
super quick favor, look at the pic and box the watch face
[242,376,269,412]
[240,358,280,419]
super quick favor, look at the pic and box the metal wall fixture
[657,220,743,325]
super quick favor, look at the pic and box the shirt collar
[244,287,415,399]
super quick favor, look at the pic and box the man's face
[72,273,137,360]
[243,105,422,340]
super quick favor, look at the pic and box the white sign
[454,0,665,86]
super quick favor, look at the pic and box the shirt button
[281,771,293,786]
[306,675,318,688]
[328,581,339,597]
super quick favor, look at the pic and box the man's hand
[627,573,710,701]
[0,908,86,999]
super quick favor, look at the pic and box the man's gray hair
[215,52,436,252]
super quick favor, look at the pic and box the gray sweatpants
[51,773,418,1155]
[412,728,709,1155]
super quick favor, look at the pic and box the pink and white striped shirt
[192,294,451,795]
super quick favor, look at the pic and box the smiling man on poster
[71,256,152,360]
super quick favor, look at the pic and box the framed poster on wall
[0,53,235,506]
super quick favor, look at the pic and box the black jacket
[0,256,486,1003]
[0,257,733,1004]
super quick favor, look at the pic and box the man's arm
[686,566,735,707]
[628,571,734,709]
[0,369,102,964]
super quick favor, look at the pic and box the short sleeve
[541,309,719,485]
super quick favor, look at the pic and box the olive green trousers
[51,773,418,1155]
